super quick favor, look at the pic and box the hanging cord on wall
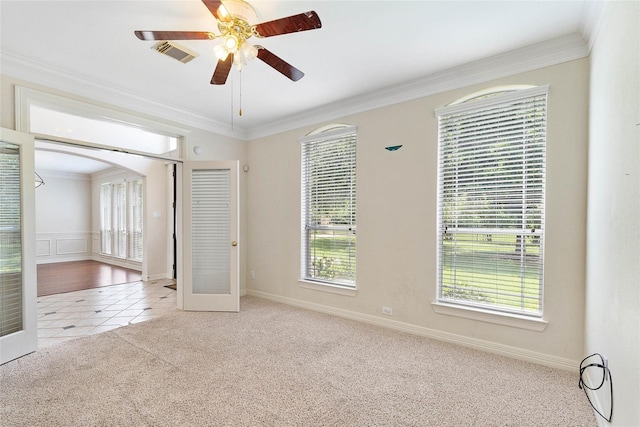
[578,353,613,422]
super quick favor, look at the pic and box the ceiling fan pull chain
[239,69,243,116]
[230,74,234,130]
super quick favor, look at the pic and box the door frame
[0,127,37,364]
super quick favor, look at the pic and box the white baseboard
[145,273,171,281]
[247,289,579,372]
[91,254,142,272]
[36,255,90,265]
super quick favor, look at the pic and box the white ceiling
[35,150,114,175]
[1,1,602,172]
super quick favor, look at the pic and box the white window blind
[100,183,112,255]
[128,179,144,262]
[100,179,143,262]
[113,182,127,259]
[300,126,357,287]
[435,86,547,317]
[0,142,23,336]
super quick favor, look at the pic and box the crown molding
[36,168,92,181]
[247,33,589,140]
[579,0,607,52]
[0,51,248,140]
[2,32,588,142]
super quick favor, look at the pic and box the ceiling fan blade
[254,11,321,38]
[201,0,232,22]
[211,55,233,85]
[256,47,304,82]
[135,31,214,41]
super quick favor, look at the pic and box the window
[435,86,547,317]
[100,178,144,262]
[0,142,23,336]
[100,183,112,255]
[301,125,357,288]
[128,179,144,262]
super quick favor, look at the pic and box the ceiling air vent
[153,41,198,64]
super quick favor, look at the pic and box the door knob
[231,241,238,247]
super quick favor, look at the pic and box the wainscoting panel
[36,232,91,264]
[56,238,88,255]
[36,239,51,257]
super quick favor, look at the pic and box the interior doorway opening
[34,142,177,290]
[17,86,186,289]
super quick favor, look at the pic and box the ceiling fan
[134,0,322,85]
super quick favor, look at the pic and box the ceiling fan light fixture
[134,0,322,85]
[224,34,239,51]
[233,42,257,69]
[214,43,230,60]
[219,0,257,23]
[217,3,231,21]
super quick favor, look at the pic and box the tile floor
[37,278,177,348]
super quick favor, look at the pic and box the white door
[0,128,37,364]
[182,161,239,312]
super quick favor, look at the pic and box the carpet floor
[0,296,595,426]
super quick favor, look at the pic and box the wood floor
[37,260,142,297]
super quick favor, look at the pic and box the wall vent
[153,41,198,63]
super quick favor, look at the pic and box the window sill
[431,301,548,331]
[298,280,357,297]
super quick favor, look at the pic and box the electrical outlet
[382,306,393,316]
[250,270,255,280]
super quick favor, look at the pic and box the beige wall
[247,58,589,366]
[2,54,593,368]
[586,1,640,425]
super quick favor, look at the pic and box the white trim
[299,124,357,144]
[2,33,588,141]
[0,128,37,364]
[91,253,142,272]
[431,302,548,332]
[435,85,549,116]
[247,290,575,371]
[246,33,588,140]
[579,0,608,52]
[15,85,191,143]
[143,272,170,282]
[298,280,357,297]
[304,123,353,137]
[446,84,537,106]
[34,168,92,181]
[3,52,240,139]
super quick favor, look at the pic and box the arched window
[435,86,548,317]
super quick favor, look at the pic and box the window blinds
[100,183,112,255]
[0,142,23,337]
[436,86,547,316]
[113,182,127,259]
[300,126,357,287]
[128,179,144,262]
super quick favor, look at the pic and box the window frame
[99,178,144,262]
[434,85,548,323]
[300,125,357,290]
